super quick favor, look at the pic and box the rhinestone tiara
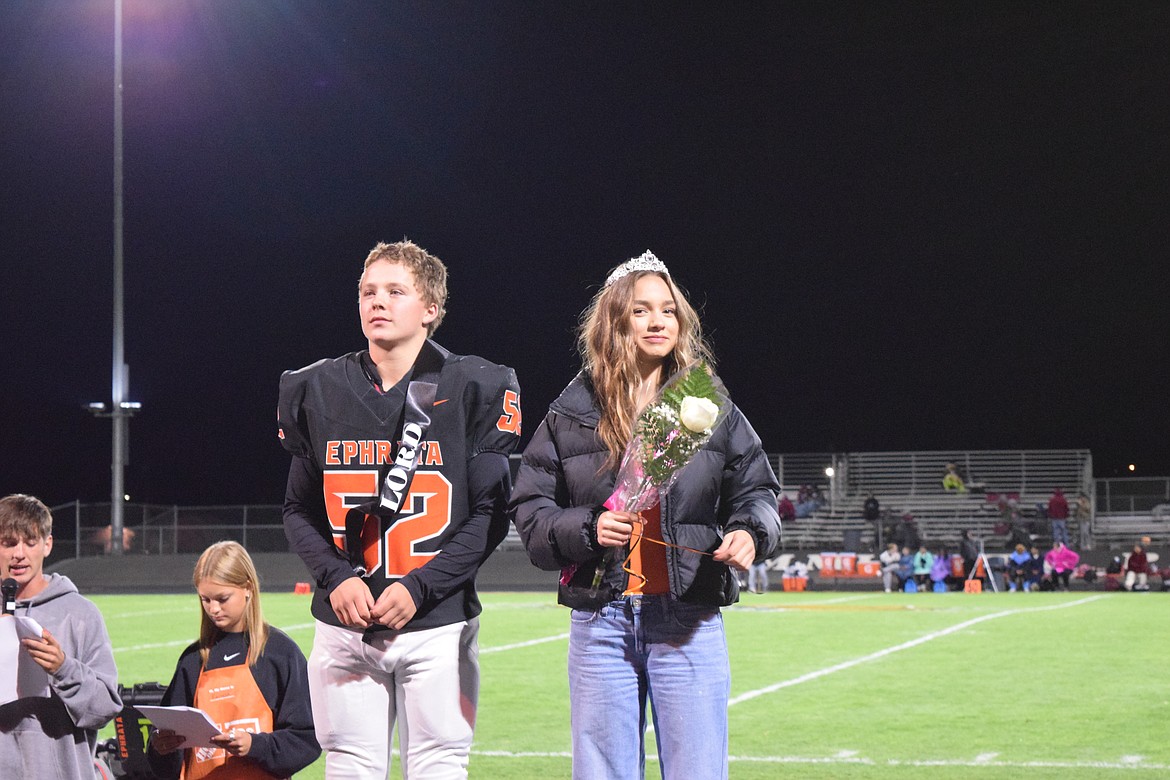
[604,250,670,287]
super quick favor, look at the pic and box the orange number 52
[322,470,452,577]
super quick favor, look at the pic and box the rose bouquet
[585,362,731,592]
[608,362,729,511]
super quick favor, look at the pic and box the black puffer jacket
[510,373,781,610]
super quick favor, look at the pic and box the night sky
[3,1,1168,507]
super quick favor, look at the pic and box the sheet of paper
[0,618,17,705]
[14,615,44,641]
[0,616,52,704]
[135,705,224,749]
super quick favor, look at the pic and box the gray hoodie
[0,573,122,780]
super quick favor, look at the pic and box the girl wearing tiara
[511,252,781,779]
[148,541,319,779]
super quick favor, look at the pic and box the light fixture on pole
[94,0,135,556]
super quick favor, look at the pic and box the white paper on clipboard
[134,705,224,749]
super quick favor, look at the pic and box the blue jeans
[1051,519,1069,545]
[568,595,730,780]
[747,562,769,593]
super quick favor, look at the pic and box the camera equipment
[965,536,1000,593]
[94,682,168,780]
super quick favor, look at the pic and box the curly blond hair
[360,240,448,336]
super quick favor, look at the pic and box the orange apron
[184,661,279,780]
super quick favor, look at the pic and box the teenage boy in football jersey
[278,240,521,779]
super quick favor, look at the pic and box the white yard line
[729,595,1103,706]
[114,638,195,653]
[114,623,316,653]
[730,593,882,613]
[813,593,881,605]
[113,623,565,654]
[104,607,188,620]
[481,633,569,654]
[465,749,1167,772]
[729,754,1168,771]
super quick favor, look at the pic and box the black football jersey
[278,341,521,630]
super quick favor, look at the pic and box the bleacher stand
[774,449,1093,556]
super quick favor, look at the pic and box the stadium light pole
[102,0,137,555]
[86,0,144,554]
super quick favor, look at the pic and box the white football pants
[309,618,479,779]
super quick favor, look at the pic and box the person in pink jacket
[1045,542,1080,591]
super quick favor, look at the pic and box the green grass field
[97,589,1169,779]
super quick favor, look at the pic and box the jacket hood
[18,572,80,608]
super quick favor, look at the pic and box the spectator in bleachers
[1048,488,1070,546]
[879,543,901,593]
[1006,544,1031,592]
[1103,555,1123,590]
[795,484,821,518]
[1026,545,1045,591]
[959,530,978,579]
[929,549,950,592]
[1124,543,1151,592]
[893,513,921,551]
[898,547,915,591]
[777,493,796,525]
[1044,541,1080,591]
[995,496,1012,532]
[1005,497,1031,548]
[942,463,967,493]
[912,545,934,591]
[863,492,880,525]
[1075,493,1091,538]
[747,558,769,594]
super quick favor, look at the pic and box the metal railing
[1094,477,1170,514]
[49,501,286,560]
[46,455,1166,560]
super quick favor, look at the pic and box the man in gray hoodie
[0,494,122,780]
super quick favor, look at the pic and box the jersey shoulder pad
[441,353,518,396]
[441,352,522,452]
[277,354,358,455]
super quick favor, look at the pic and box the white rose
[679,396,720,433]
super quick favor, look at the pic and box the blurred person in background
[1045,541,1080,591]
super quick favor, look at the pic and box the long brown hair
[193,541,269,667]
[578,269,714,470]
